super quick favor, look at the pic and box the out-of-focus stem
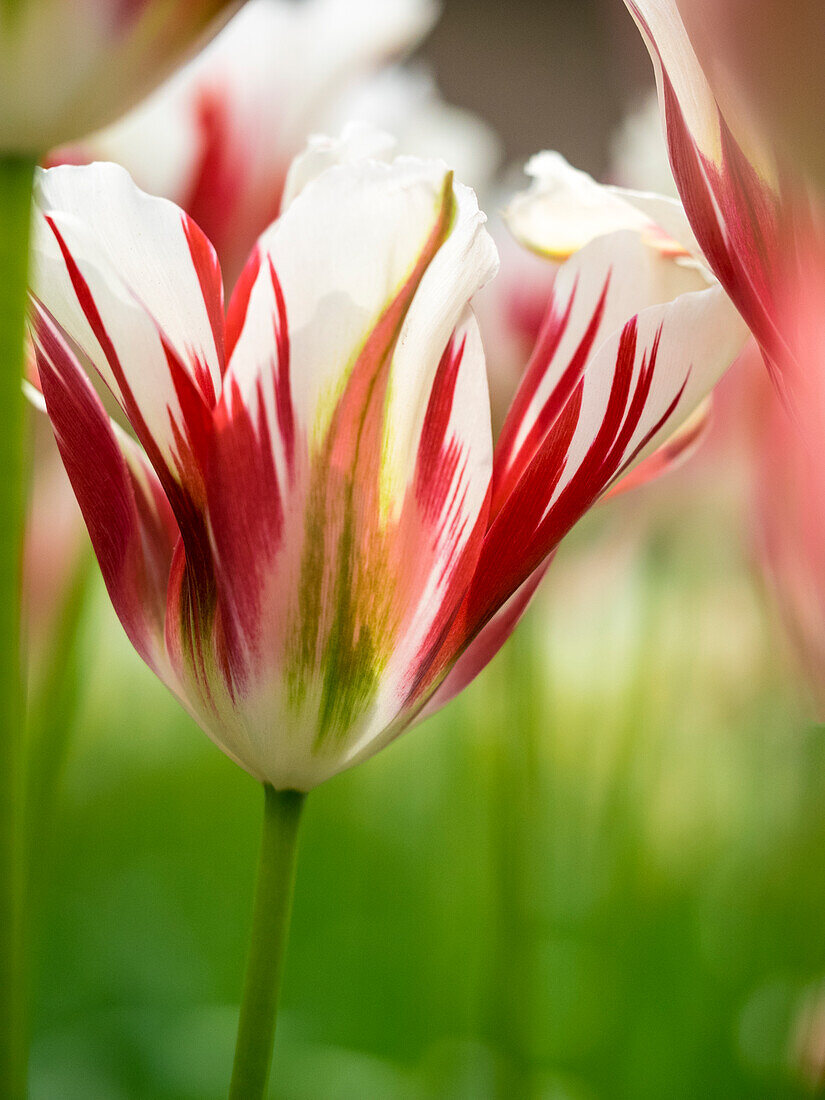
[229,784,306,1099]
[0,154,35,1100]
[26,551,93,892]
[487,611,543,1098]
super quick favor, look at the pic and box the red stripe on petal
[414,334,466,523]
[267,260,295,478]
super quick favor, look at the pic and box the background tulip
[0,0,240,155]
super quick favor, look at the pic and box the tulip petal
[493,229,706,515]
[281,123,397,211]
[31,163,224,506]
[452,243,747,647]
[31,302,180,682]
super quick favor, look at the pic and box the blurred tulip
[52,0,461,288]
[754,377,825,716]
[29,141,746,791]
[750,248,825,716]
[623,1,825,711]
[0,0,240,154]
[624,0,825,419]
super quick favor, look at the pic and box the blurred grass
[27,488,825,1098]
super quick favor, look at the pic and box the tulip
[623,0,825,726]
[54,0,443,288]
[30,140,745,1092]
[0,0,240,155]
[747,243,825,715]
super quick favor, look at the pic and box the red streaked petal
[32,164,223,502]
[492,228,704,518]
[31,302,179,680]
[452,278,746,655]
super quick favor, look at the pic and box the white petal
[496,228,707,494]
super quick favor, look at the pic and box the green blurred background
[24,0,825,1096]
[28,460,825,1098]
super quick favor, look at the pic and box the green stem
[486,612,543,1099]
[26,551,93,898]
[229,785,306,1099]
[0,155,35,1100]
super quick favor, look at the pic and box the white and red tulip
[0,0,239,153]
[53,0,445,288]
[30,146,746,790]
[623,0,825,707]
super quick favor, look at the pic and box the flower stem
[486,612,543,1098]
[0,154,35,1100]
[26,551,93,896]
[229,785,306,1099]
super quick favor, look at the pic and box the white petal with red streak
[32,163,223,471]
[547,281,748,510]
[30,302,181,684]
[380,174,498,516]
[495,228,706,495]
